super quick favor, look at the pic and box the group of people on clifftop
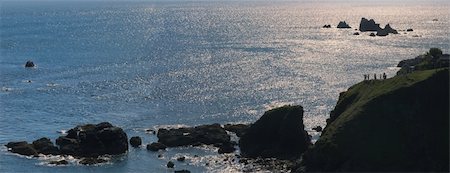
[364,73,387,80]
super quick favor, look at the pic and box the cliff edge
[302,67,449,171]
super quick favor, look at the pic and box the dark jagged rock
[146,142,167,151]
[407,28,414,32]
[302,68,449,172]
[56,122,128,157]
[383,24,398,34]
[376,24,398,36]
[157,123,230,147]
[239,105,311,159]
[312,126,322,132]
[129,136,142,147]
[369,33,376,37]
[79,157,107,165]
[174,170,191,173]
[353,32,360,35]
[336,21,351,28]
[359,18,381,32]
[32,137,60,155]
[167,161,175,168]
[25,61,35,68]
[49,160,68,165]
[322,24,331,28]
[224,124,250,137]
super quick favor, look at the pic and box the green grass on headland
[303,67,449,172]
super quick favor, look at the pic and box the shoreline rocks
[157,123,231,149]
[6,122,128,159]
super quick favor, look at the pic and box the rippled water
[1,1,449,172]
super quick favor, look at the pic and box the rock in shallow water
[129,136,142,147]
[6,122,128,158]
[146,142,167,151]
[56,122,128,157]
[157,123,230,147]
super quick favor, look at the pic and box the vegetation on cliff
[302,67,449,172]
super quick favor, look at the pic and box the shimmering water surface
[1,1,449,172]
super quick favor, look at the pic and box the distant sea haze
[0,1,449,172]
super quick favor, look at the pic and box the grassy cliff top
[304,67,449,171]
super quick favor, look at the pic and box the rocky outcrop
[156,124,235,154]
[56,122,128,157]
[359,18,381,32]
[239,105,311,159]
[376,24,398,36]
[302,68,449,172]
[336,21,351,28]
[157,123,230,147]
[396,48,449,75]
[6,122,128,158]
[383,24,398,34]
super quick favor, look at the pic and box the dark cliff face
[303,68,449,172]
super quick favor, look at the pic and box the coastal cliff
[302,67,449,171]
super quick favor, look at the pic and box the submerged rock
[239,105,311,159]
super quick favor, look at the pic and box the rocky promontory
[301,63,449,171]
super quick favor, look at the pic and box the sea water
[0,1,449,172]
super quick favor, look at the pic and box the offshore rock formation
[336,21,351,28]
[239,105,311,159]
[157,123,235,154]
[302,66,449,172]
[359,18,398,36]
[5,122,128,159]
[359,18,381,31]
[56,122,128,157]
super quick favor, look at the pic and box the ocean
[0,1,449,172]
